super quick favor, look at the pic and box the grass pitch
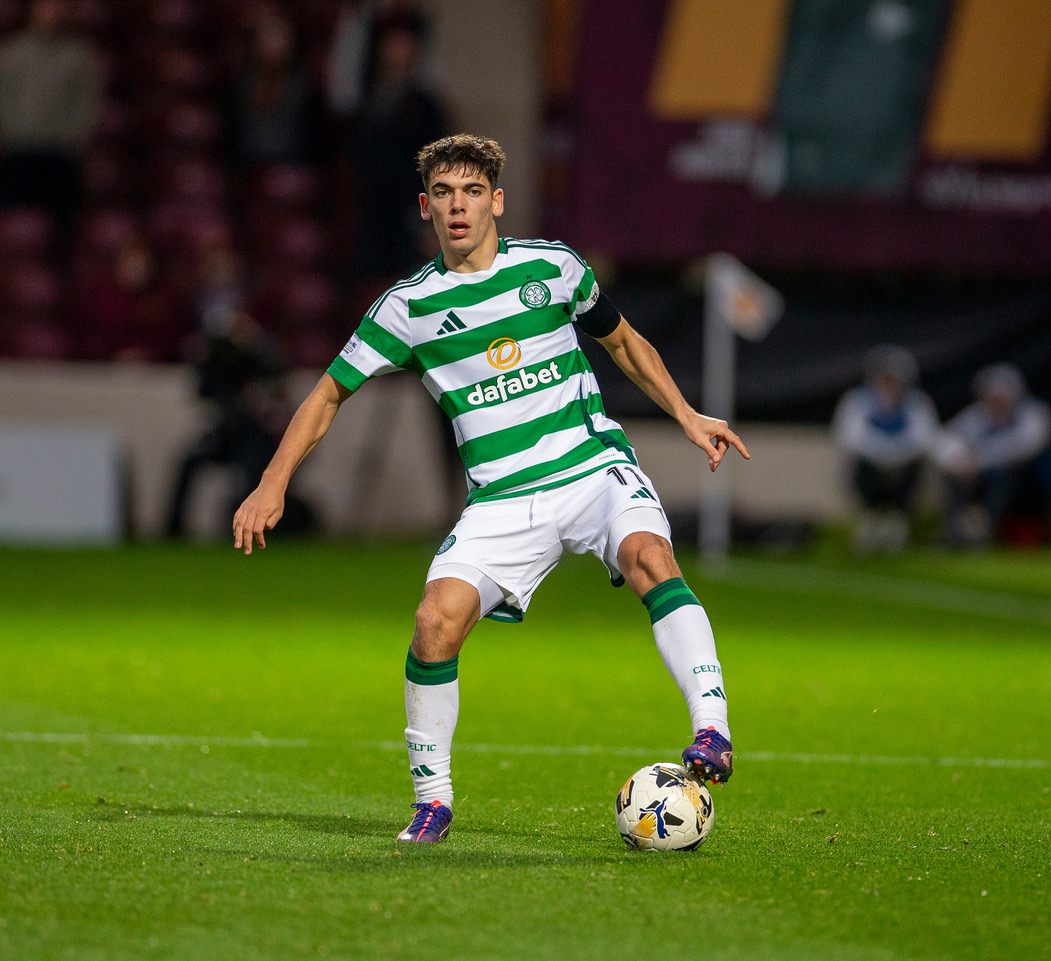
[0,539,1048,961]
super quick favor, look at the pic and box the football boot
[396,799,453,843]
[682,727,733,783]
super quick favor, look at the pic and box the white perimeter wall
[0,361,850,542]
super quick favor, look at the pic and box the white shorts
[427,464,672,621]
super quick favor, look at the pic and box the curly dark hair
[416,134,506,191]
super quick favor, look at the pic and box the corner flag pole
[700,278,735,563]
[699,254,784,564]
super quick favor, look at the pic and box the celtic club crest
[519,280,551,309]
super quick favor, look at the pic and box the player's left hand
[683,414,750,471]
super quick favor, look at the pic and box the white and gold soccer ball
[615,762,714,852]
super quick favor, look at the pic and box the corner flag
[700,254,783,562]
[705,252,784,342]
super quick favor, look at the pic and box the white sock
[404,650,459,808]
[644,578,731,742]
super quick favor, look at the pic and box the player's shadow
[88,799,627,868]
[91,798,389,838]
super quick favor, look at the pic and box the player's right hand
[232,484,285,555]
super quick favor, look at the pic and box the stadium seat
[82,149,140,206]
[76,209,141,261]
[162,101,222,151]
[1,317,75,361]
[0,208,54,259]
[69,0,113,36]
[282,328,341,369]
[263,217,329,268]
[95,101,137,147]
[145,0,204,37]
[279,269,339,328]
[164,159,228,205]
[146,199,229,255]
[153,47,216,96]
[253,165,322,211]
[4,262,64,316]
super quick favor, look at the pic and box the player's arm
[596,315,749,471]
[233,373,351,554]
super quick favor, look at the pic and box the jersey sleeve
[555,243,622,338]
[327,291,414,393]
[559,246,600,321]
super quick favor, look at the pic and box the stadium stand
[0,0,349,366]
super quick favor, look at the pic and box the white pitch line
[4,733,1045,770]
[372,740,1047,770]
[0,732,310,747]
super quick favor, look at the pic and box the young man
[233,134,749,843]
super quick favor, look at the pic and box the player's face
[419,167,504,270]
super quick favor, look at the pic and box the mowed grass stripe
[719,557,1051,624]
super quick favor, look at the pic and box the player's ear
[419,192,431,221]
[492,187,504,218]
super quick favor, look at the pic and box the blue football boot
[396,800,453,843]
[682,727,734,784]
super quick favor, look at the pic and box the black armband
[574,289,622,338]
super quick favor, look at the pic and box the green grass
[1,540,1048,961]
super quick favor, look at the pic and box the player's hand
[683,413,750,472]
[232,482,285,555]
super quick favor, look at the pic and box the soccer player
[233,134,749,843]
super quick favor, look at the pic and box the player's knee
[618,532,680,596]
[412,589,474,660]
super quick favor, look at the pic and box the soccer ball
[615,762,714,852]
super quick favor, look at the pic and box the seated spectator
[74,232,186,362]
[832,344,939,553]
[935,364,1051,547]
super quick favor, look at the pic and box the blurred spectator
[832,344,939,553]
[0,0,102,239]
[74,232,186,361]
[166,308,287,538]
[166,237,315,538]
[194,227,246,341]
[327,1,443,120]
[335,6,448,284]
[935,364,1051,548]
[225,12,325,175]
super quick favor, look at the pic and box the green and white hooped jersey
[327,238,638,504]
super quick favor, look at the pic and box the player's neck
[441,231,501,274]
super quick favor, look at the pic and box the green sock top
[641,577,702,625]
[405,648,459,686]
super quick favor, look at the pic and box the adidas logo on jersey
[467,361,562,406]
[436,311,468,336]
